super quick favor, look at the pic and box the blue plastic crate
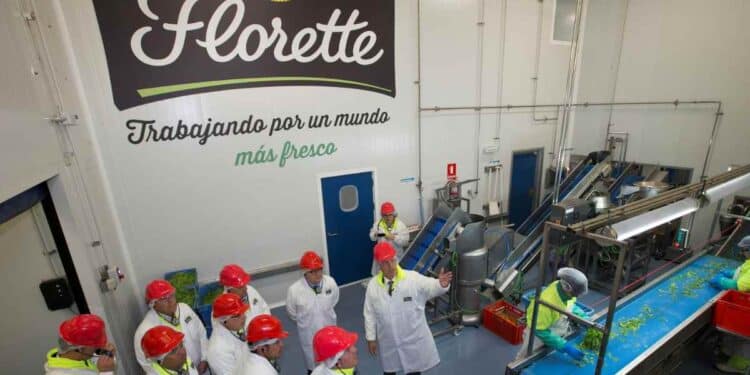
[174,285,198,309]
[196,304,213,336]
[197,282,224,307]
[164,268,198,288]
[521,290,594,316]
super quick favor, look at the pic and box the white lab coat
[235,348,278,375]
[369,218,409,275]
[206,319,246,375]
[243,285,271,324]
[147,361,199,375]
[286,274,340,370]
[363,269,449,373]
[133,303,208,374]
[44,367,103,375]
[310,363,339,375]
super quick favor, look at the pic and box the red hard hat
[212,293,249,318]
[219,264,251,288]
[246,314,289,343]
[380,202,395,215]
[313,326,358,362]
[374,242,396,262]
[145,279,176,303]
[141,326,184,358]
[300,251,324,270]
[59,314,107,348]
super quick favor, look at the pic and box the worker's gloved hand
[710,275,725,289]
[720,269,735,278]
[710,276,739,290]
[561,341,585,361]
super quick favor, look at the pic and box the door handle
[327,232,339,237]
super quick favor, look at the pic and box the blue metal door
[509,150,540,227]
[321,172,375,285]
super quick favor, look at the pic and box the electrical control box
[39,277,73,311]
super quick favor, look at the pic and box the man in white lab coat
[219,264,270,323]
[286,251,340,374]
[133,279,208,374]
[236,314,289,375]
[311,326,359,375]
[140,326,198,375]
[45,314,116,374]
[206,293,249,375]
[364,242,453,375]
[369,201,410,276]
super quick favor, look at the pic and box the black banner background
[91,0,395,110]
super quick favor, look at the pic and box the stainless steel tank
[455,222,487,326]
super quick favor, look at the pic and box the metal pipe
[531,0,558,123]
[494,0,508,138]
[527,224,550,357]
[419,99,721,112]
[416,0,425,225]
[552,0,585,204]
[604,0,631,138]
[723,213,750,222]
[596,242,628,375]
[699,102,724,180]
[474,0,487,197]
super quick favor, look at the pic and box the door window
[339,185,358,212]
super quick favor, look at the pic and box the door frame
[316,167,378,286]
[509,147,544,216]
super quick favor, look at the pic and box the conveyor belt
[518,255,739,375]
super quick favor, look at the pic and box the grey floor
[272,273,725,374]
[273,281,523,374]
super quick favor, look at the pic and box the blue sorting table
[521,255,740,375]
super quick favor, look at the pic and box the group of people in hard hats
[44,201,457,374]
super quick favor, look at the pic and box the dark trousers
[384,372,421,375]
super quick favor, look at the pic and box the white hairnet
[738,235,750,249]
[558,267,588,297]
[323,350,346,369]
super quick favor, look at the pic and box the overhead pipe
[494,0,508,140]
[416,0,424,225]
[531,0,559,123]
[551,0,585,204]
[473,0,487,200]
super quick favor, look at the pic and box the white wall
[42,0,581,311]
[420,0,578,215]
[573,0,750,244]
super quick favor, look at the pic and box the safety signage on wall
[447,163,457,181]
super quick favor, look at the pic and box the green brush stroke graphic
[138,76,392,98]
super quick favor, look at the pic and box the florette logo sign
[91,0,395,110]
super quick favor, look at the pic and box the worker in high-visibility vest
[710,235,750,373]
[45,314,116,374]
[311,326,359,375]
[369,202,409,276]
[141,326,198,375]
[514,267,590,363]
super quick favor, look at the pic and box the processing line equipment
[489,151,615,298]
[506,164,750,375]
